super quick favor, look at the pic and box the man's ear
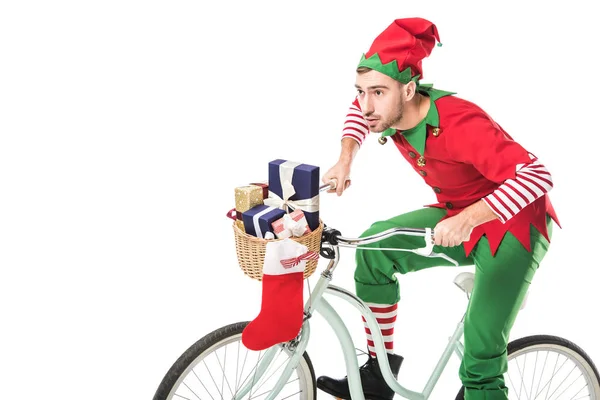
[404,81,417,101]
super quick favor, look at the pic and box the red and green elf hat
[358,18,442,84]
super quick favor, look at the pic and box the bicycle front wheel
[153,321,316,400]
[455,335,600,399]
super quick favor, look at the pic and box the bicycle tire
[153,321,317,400]
[455,334,600,399]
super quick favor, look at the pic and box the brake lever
[414,227,434,257]
[414,227,459,266]
[429,251,459,267]
[319,245,336,259]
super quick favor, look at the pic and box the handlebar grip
[321,227,341,245]
[319,179,337,193]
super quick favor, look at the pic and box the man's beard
[368,98,405,133]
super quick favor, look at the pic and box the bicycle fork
[231,320,311,400]
[232,267,335,400]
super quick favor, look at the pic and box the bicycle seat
[453,272,529,310]
[454,272,474,295]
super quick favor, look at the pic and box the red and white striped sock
[362,302,398,357]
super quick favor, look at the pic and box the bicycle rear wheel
[455,335,600,399]
[153,321,316,400]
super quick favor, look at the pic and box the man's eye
[375,90,383,96]
[357,90,364,95]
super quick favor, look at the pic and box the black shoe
[316,353,403,400]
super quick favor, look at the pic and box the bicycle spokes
[507,348,593,399]
[170,337,309,400]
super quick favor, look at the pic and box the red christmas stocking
[241,239,318,351]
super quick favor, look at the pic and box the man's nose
[361,95,374,116]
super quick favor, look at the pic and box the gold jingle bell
[378,136,387,145]
[417,156,426,167]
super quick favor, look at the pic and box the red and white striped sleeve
[341,98,369,146]
[482,154,554,223]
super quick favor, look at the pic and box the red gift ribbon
[249,182,269,199]
[280,251,319,269]
[226,208,237,220]
[225,208,243,221]
[226,208,244,221]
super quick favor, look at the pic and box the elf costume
[317,18,561,400]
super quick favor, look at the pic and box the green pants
[354,207,553,400]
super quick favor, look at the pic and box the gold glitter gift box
[232,183,269,232]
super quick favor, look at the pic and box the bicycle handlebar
[319,179,433,245]
[318,180,458,265]
[336,227,432,245]
[323,226,434,256]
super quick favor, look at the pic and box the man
[318,17,560,400]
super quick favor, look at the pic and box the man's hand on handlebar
[322,160,352,196]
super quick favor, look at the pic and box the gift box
[233,185,265,232]
[226,208,247,232]
[235,185,264,213]
[242,204,286,239]
[265,159,320,231]
[249,182,269,199]
[272,209,312,239]
[234,219,245,231]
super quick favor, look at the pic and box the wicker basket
[233,220,323,281]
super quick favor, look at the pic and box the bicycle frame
[235,241,467,400]
[315,282,465,400]
[232,181,469,399]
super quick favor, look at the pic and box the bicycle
[153,181,600,400]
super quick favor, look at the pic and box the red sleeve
[482,158,554,223]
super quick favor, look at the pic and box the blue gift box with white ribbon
[241,204,286,239]
[265,159,320,231]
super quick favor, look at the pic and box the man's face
[355,70,404,133]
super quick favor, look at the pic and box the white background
[1,1,598,399]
